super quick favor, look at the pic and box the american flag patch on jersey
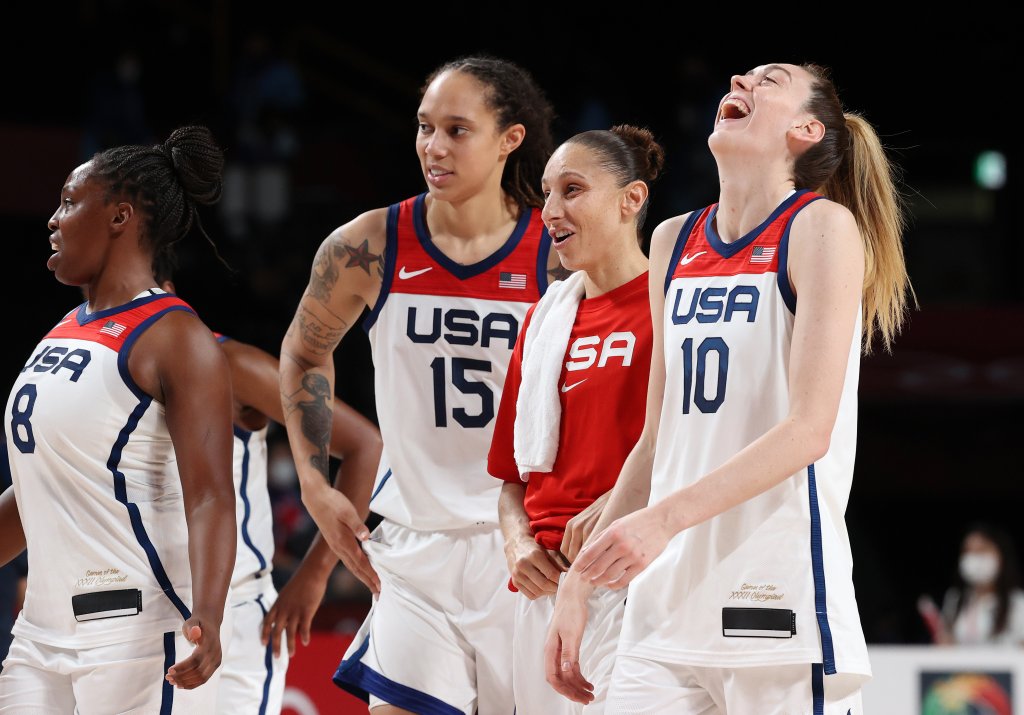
[498,272,527,289]
[99,320,127,337]
[750,246,776,264]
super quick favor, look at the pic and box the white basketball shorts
[217,573,289,714]
[333,519,516,715]
[606,656,866,714]
[512,576,625,715]
[0,628,222,714]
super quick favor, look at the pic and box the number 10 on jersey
[429,357,495,428]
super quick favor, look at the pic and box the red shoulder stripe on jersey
[44,295,196,351]
[386,194,546,302]
[671,191,822,281]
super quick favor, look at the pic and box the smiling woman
[1,126,238,713]
[276,55,558,715]
[545,62,914,714]
[487,124,664,714]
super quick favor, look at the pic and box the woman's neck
[582,243,648,299]
[715,162,796,244]
[425,191,519,264]
[84,258,157,312]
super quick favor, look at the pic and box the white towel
[513,270,586,480]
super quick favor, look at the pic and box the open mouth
[551,229,574,247]
[719,98,750,121]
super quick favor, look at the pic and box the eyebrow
[745,64,792,81]
[541,170,588,185]
[417,111,475,124]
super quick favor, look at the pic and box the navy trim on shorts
[812,662,824,715]
[808,464,836,673]
[235,427,268,571]
[363,202,400,333]
[255,595,274,715]
[333,635,463,715]
[161,631,175,715]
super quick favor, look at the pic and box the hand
[575,504,674,590]
[917,595,952,645]
[544,571,595,704]
[560,491,611,564]
[165,616,221,689]
[261,565,331,658]
[503,534,565,600]
[302,485,380,595]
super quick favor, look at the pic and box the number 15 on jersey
[429,357,495,428]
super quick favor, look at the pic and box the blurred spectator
[220,29,306,241]
[918,522,1024,646]
[79,49,154,161]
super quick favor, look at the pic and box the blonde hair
[797,65,916,354]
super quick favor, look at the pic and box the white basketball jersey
[229,424,273,589]
[365,194,550,531]
[212,334,275,591]
[5,294,198,648]
[620,191,870,676]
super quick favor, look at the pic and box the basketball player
[152,262,383,714]
[546,63,914,713]
[0,126,236,713]
[279,55,560,713]
[488,125,662,714]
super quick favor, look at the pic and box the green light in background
[974,150,1006,190]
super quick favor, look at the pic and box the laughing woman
[546,63,913,714]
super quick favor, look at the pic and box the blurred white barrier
[863,645,1024,714]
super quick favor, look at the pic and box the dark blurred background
[1,6,1020,642]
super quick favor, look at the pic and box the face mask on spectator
[960,553,1000,586]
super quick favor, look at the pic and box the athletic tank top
[365,193,550,530]
[215,334,274,590]
[620,190,869,676]
[6,293,198,648]
[489,272,652,549]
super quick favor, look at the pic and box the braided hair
[89,125,226,272]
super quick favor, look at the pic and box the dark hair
[89,125,226,274]
[794,63,913,354]
[422,55,555,212]
[153,251,176,288]
[951,522,1022,636]
[564,124,665,238]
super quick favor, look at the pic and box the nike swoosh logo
[399,266,433,279]
[55,319,73,328]
[680,251,706,266]
[560,379,587,393]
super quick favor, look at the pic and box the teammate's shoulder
[323,207,389,250]
[653,211,696,236]
[791,196,857,236]
[218,333,276,365]
[139,308,219,345]
[649,212,695,254]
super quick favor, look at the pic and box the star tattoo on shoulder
[344,239,383,275]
